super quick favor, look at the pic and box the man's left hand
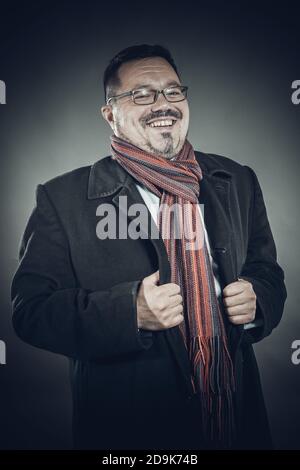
[222,278,256,325]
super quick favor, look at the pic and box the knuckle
[177,304,183,314]
[157,300,166,311]
[223,287,229,297]
[227,307,234,316]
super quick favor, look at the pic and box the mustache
[143,109,182,124]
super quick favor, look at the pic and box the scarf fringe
[189,335,236,448]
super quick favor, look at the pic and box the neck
[111,133,188,161]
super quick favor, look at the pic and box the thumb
[144,269,160,286]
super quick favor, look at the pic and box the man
[11,44,287,450]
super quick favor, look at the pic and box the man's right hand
[136,270,184,331]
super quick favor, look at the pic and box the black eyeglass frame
[106,85,188,105]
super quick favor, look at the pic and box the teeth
[149,119,174,128]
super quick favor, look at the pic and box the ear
[101,104,115,131]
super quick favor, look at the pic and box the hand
[136,270,184,331]
[222,277,256,325]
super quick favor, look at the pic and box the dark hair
[103,44,181,103]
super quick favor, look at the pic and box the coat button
[214,247,227,254]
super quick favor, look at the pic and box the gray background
[0,0,299,449]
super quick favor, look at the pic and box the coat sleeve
[10,183,153,361]
[239,166,287,344]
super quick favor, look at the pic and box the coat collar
[87,151,232,200]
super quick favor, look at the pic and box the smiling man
[11,44,287,450]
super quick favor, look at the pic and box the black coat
[11,150,287,450]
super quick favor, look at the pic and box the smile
[147,119,177,128]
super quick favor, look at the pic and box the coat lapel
[112,182,171,285]
[199,172,237,287]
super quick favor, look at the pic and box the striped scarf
[110,134,236,448]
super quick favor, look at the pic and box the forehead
[117,57,180,89]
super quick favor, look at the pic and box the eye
[165,87,185,99]
[134,89,153,98]
[133,89,156,104]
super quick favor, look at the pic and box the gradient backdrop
[0,0,299,449]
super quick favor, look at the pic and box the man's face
[101,57,189,159]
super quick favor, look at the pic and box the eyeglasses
[106,85,188,105]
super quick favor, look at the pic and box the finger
[167,303,184,317]
[144,270,160,286]
[158,283,181,296]
[167,313,184,328]
[228,314,255,325]
[223,292,251,308]
[225,303,251,316]
[168,294,183,307]
[223,281,247,297]
[168,283,181,296]
[172,314,184,327]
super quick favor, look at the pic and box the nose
[150,90,170,112]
